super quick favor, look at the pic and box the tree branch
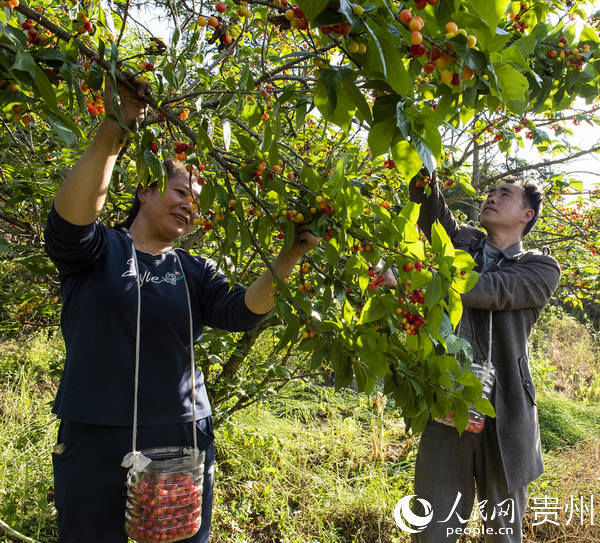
[488,146,600,183]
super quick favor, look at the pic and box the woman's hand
[244,223,321,315]
[104,72,150,129]
[285,223,321,261]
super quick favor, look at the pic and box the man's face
[479,184,533,237]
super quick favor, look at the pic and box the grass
[211,386,415,543]
[0,336,60,542]
[531,314,600,402]
[538,392,600,451]
[1,329,599,543]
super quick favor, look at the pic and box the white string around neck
[121,240,198,469]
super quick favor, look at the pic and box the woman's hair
[113,158,198,232]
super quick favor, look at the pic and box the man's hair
[114,158,199,231]
[505,177,544,237]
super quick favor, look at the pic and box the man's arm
[409,170,460,243]
[461,254,561,311]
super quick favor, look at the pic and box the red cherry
[410,43,426,57]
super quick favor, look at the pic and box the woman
[44,76,319,543]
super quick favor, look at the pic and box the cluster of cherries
[409,289,425,305]
[79,82,105,116]
[508,2,529,33]
[174,141,192,161]
[414,175,431,188]
[21,19,43,45]
[396,307,426,335]
[316,196,333,215]
[284,5,309,31]
[368,268,386,291]
[126,471,203,543]
[74,11,94,35]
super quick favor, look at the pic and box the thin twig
[0,519,42,543]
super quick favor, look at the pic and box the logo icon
[393,495,433,534]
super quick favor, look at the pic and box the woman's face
[138,174,202,242]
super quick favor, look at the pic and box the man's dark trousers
[412,419,527,543]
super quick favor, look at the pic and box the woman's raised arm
[53,76,148,225]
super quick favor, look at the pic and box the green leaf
[458,179,477,197]
[238,64,253,92]
[568,179,583,193]
[451,397,469,433]
[343,298,355,325]
[325,238,341,267]
[452,270,479,294]
[301,167,322,193]
[314,69,359,134]
[327,155,347,196]
[344,254,369,282]
[342,77,372,124]
[453,250,477,271]
[196,123,214,153]
[467,0,511,30]
[11,49,36,74]
[412,135,437,175]
[363,21,387,78]
[425,274,444,309]
[143,149,167,191]
[383,43,413,97]
[368,119,396,158]
[199,179,216,211]
[358,295,387,325]
[296,0,327,21]
[235,132,257,157]
[391,137,422,182]
[396,103,410,139]
[472,397,496,418]
[431,221,455,258]
[410,269,433,289]
[32,66,57,110]
[343,184,364,219]
[493,63,529,115]
[86,60,104,91]
[581,25,600,43]
[448,288,464,329]
[426,305,443,338]
[44,108,83,146]
[283,219,295,254]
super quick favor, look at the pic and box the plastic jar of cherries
[125,447,205,543]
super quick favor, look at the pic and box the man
[408,170,560,542]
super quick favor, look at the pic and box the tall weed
[531,314,600,401]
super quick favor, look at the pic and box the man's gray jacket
[410,178,561,492]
